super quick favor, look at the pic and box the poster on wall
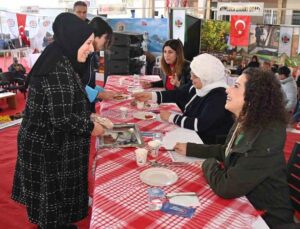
[107,18,169,56]
[248,24,280,56]
[172,9,186,44]
[278,26,293,57]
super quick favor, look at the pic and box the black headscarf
[28,13,93,78]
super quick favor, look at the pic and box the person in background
[255,24,263,47]
[134,53,234,144]
[11,13,105,228]
[278,66,297,113]
[261,61,272,71]
[8,57,26,79]
[84,17,116,112]
[235,58,248,75]
[246,55,260,68]
[271,63,279,74]
[141,39,191,90]
[174,68,294,228]
[73,1,89,22]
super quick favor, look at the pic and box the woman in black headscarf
[11,13,104,229]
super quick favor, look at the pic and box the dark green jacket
[187,122,294,228]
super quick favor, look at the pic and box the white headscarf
[190,53,228,97]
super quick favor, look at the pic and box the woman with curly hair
[141,39,191,90]
[174,68,294,228]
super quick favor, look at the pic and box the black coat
[187,122,294,228]
[12,57,94,228]
[152,60,191,89]
[156,84,234,144]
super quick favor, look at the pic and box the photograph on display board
[107,18,169,56]
[248,24,280,56]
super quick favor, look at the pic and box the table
[0,92,17,109]
[90,75,268,229]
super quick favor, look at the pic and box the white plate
[140,167,178,186]
[133,111,156,120]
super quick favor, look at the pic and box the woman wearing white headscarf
[133,53,234,144]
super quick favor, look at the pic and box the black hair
[73,1,87,9]
[278,66,291,78]
[89,17,113,49]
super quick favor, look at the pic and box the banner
[107,18,168,55]
[230,15,250,47]
[16,13,30,46]
[5,12,19,39]
[218,2,264,16]
[26,15,39,38]
[278,26,293,57]
[172,9,186,44]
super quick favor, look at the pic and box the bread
[91,114,114,129]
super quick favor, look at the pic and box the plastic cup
[148,140,162,158]
[136,101,144,109]
[119,78,124,86]
[135,148,148,166]
[120,107,128,119]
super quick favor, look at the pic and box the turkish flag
[230,15,251,47]
[16,13,30,46]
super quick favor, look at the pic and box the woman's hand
[97,91,117,101]
[160,110,171,121]
[132,92,152,102]
[174,143,187,156]
[140,81,152,89]
[170,74,180,87]
[91,121,105,136]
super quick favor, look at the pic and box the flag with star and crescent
[230,15,251,47]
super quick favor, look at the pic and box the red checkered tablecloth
[90,75,261,229]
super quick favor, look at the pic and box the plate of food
[113,94,128,101]
[97,123,144,148]
[133,111,156,120]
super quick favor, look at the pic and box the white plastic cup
[120,107,128,119]
[148,140,162,158]
[136,101,144,109]
[133,74,140,86]
[119,78,124,86]
[135,148,148,166]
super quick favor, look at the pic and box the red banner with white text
[230,15,250,47]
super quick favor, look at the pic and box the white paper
[169,195,200,207]
[162,128,204,163]
[169,151,204,163]
[162,127,202,149]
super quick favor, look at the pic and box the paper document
[162,128,204,163]
[169,151,204,163]
[162,127,202,149]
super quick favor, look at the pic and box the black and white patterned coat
[12,56,94,228]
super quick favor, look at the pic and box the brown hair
[238,68,288,130]
[160,39,185,79]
